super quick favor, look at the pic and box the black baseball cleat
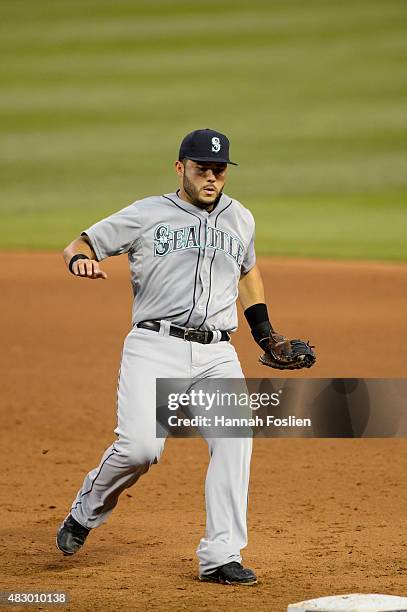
[56,514,90,556]
[199,561,257,585]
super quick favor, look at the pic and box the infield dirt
[1,252,406,611]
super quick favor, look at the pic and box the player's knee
[208,436,252,458]
[122,439,164,467]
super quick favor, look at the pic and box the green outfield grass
[1,0,406,260]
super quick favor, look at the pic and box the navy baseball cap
[178,128,238,165]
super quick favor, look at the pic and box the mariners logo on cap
[211,137,221,153]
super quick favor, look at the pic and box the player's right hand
[72,259,108,279]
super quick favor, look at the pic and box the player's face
[176,160,227,209]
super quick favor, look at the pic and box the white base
[288,593,407,611]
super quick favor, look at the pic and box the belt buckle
[183,328,195,342]
[183,328,210,343]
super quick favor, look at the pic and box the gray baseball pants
[70,323,252,575]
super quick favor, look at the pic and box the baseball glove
[259,333,316,370]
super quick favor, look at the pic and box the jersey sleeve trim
[240,257,257,275]
[81,231,103,262]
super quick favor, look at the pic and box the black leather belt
[136,320,230,344]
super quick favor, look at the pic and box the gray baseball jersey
[82,191,256,332]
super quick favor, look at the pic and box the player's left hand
[259,333,316,370]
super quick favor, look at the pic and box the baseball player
[57,128,314,585]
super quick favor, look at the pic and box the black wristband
[244,303,274,348]
[69,253,90,274]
